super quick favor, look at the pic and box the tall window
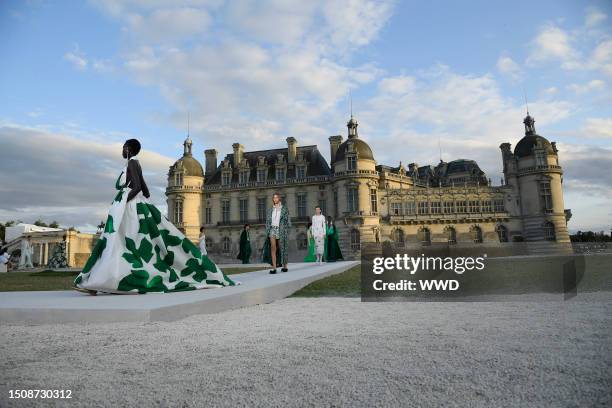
[494,199,505,212]
[221,200,230,224]
[393,229,405,246]
[174,172,183,186]
[404,201,416,215]
[318,199,327,216]
[471,226,483,243]
[239,170,249,184]
[276,167,285,182]
[347,188,358,213]
[443,201,454,214]
[222,237,231,253]
[431,201,441,214]
[297,233,308,250]
[540,181,553,212]
[482,200,492,213]
[296,165,306,179]
[173,201,183,224]
[418,227,431,245]
[391,202,402,215]
[446,227,457,244]
[544,221,556,241]
[351,229,360,250]
[418,201,428,214]
[239,198,248,223]
[205,207,212,224]
[347,156,356,171]
[222,172,231,186]
[257,168,267,182]
[536,150,547,167]
[370,189,378,213]
[257,198,266,223]
[496,225,508,242]
[468,200,480,213]
[297,194,307,217]
[456,200,466,213]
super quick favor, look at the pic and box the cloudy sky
[1,0,611,233]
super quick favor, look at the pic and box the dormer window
[257,168,267,182]
[222,171,231,186]
[174,172,183,186]
[347,155,357,171]
[535,150,547,167]
[296,165,306,179]
[276,167,286,182]
[239,170,249,184]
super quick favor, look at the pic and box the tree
[49,221,60,228]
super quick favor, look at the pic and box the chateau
[166,113,572,261]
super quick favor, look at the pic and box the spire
[346,90,358,138]
[522,87,536,135]
[183,112,193,156]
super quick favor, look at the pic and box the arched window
[544,222,556,241]
[222,237,231,253]
[445,226,457,244]
[393,228,404,247]
[496,225,508,242]
[297,233,308,250]
[418,227,431,246]
[351,229,360,250]
[471,225,483,243]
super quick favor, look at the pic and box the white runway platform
[0,261,359,325]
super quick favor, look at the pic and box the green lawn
[291,264,361,297]
[0,267,266,292]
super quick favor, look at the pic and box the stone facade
[166,113,572,261]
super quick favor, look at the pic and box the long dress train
[74,160,236,293]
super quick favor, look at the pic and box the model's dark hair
[271,192,281,204]
[307,222,312,229]
[244,224,250,229]
[200,226,205,233]
[315,205,321,210]
[124,139,141,156]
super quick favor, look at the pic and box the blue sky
[1,0,611,232]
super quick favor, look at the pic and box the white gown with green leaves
[74,160,236,294]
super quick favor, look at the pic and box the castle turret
[511,112,570,245]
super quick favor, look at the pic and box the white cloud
[0,124,173,231]
[585,7,607,28]
[496,55,523,80]
[567,79,606,94]
[527,24,578,66]
[64,45,88,70]
[581,117,612,139]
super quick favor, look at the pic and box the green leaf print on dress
[74,162,238,294]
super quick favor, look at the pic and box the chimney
[329,135,343,165]
[286,137,297,163]
[232,143,244,167]
[205,149,217,177]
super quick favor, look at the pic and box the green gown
[304,228,316,262]
[237,230,252,264]
[326,224,343,262]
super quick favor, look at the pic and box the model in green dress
[325,216,343,262]
[304,223,316,262]
[237,224,252,264]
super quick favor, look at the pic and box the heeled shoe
[269,268,277,274]
[281,267,288,272]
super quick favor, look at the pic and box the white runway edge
[0,261,359,325]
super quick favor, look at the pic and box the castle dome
[170,136,204,177]
[334,138,374,162]
[514,135,555,158]
[514,113,556,158]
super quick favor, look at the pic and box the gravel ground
[1,294,611,407]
